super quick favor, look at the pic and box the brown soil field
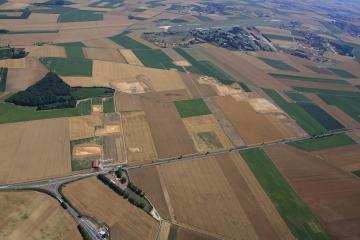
[272,39,298,49]
[0,118,71,184]
[312,144,360,172]
[6,57,47,91]
[115,92,143,112]
[68,115,101,140]
[177,226,221,240]
[0,191,81,240]
[181,73,218,98]
[73,143,102,159]
[0,58,25,68]
[204,98,245,146]
[157,153,294,239]
[305,93,360,129]
[122,111,157,163]
[281,79,359,91]
[83,47,126,62]
[25,45,66,58]
[157,221,171,240]
[194,44,290,91]
[265,145,360,240]
[140,92,196,158]
[92,104,103,113]
[129,167,171,220]
[119,49,143,66]
[62,177,159,240]
[233,52,275,71]
[182,114,232,152]
[82,38,122,49]
[213,95,287,145]
[162,48,187,62]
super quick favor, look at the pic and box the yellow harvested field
[0,118,71,184]
[233,52,275,71]
[82,38,122,49]
[122,111,157,163]
[95,123,121,136]
[0,58,25,68]
[26,13,60,24]
[119,49,143,66]
[62,177,159,240]
[6,57,47,91]
[115,92,143,112]
[183,114,232,152]
[0,191,81,240]
[83,60,187,92]
[248,97,283,114]
[133,8,161,19]
[68,115,101,140]
[83,47,126,62]
[157,153,294,239]
[272,39,298,48]
[25,45,66,58]
[73,143,102,159]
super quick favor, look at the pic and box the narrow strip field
[240,148,329,240]
[288,134,356,151]
[270,73,349,85]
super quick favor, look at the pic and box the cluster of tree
[6,72,114,110]
[128,182,145,197]
[97,174,148,210]
[6,72,76,110]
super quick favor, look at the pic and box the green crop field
[285,91,311,102]
[65,47,84,58]
[263,34,293,41]
[0,100,91,124]
[0,8,31,19]
[240,148,329,240]
[132,49,184,71]
[298,102,344,131]
[40,57,92,76]
[174,98,211,118]
[270,73,349,85]
[175,48,235,85]
[305,65,333,75]
[57,42,86,48]
[239,82,251,92]
[0,67,8,92]
[263,89,326,136]
[259,58,299,71]
[58,9,102,22]
[0,29,59,34]
[327,68,357,78]
[195,15,213,22]
[70,87,114,99]
[288,134,356,151]
[109,33,150,49]
[103,97,115,113]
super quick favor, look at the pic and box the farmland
[132,49,183,71]
[0,118,71,184]
[109,34,150,49]
[240,148,329,240]
[139,153,295,239]
[266,145,360,239]
[0,67,7,91]
[40,57,92,76]
[270,73,349,85]
[288,134,356,151]
[264,89,326,135]
[259,58,299,71]
[62,177,159,240]
[174,98,211,118]
[0,191,81,240]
